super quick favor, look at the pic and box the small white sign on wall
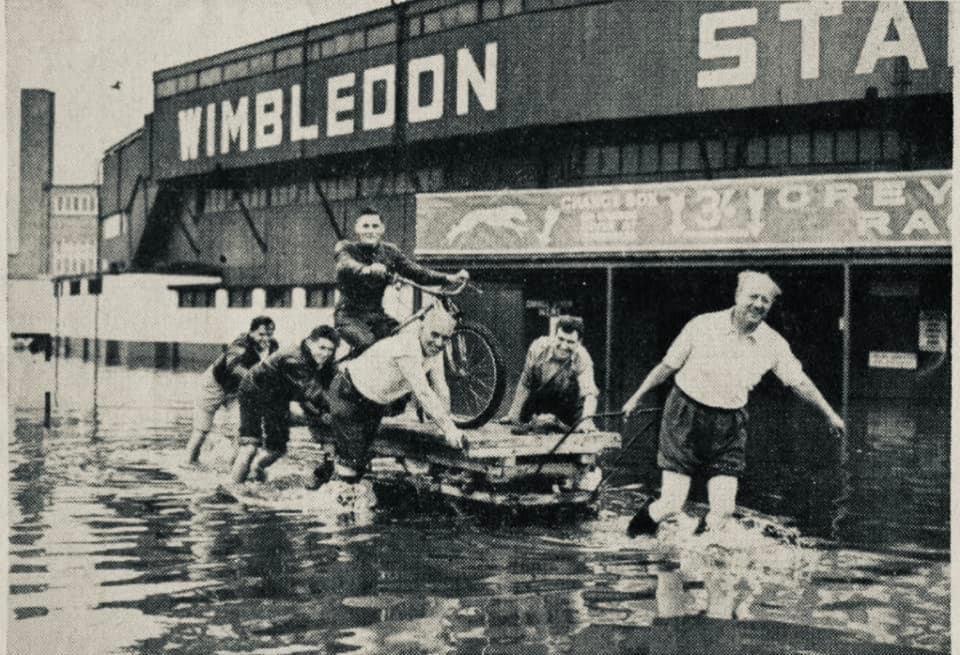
[868,351,918,370]
[918,311,948,353]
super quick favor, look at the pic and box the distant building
[50,185,98,276]
[8,89,54,279]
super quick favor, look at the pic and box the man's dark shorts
[238,390,290,454]
[520,378,582,428]
[335,307,399,354]
[327,369,386,472]
[657,385,748,478]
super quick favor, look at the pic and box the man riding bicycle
[335,207,469,354]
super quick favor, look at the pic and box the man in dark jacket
[230,325,340,484]
[335,207,469,354]
[185,316,278,464]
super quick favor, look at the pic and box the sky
[5,0,393,251]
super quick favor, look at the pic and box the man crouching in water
[326,306,465,485]
[230,326,339,484]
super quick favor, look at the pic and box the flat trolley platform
[366,417,621,508]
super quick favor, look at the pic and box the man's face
[734,281,776,325]
[250,325,274,349]
[355,213,385,246]
[420,312,457,357]
[305,337,337,366]
[552,327,581,361]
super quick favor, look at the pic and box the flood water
[7,350,950,654]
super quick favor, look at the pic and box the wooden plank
[379,417,621,459]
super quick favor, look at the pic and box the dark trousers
[335,307,399,354]
[327,369,386,472]
[657,385,748,478]
[238,390,291,454]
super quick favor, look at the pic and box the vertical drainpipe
[841,262,851,429]
[604,266,614,413]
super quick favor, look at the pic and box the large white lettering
[255,89,283,149]
[920,178,951,205]
[873,180,906,207]
[697,9,758,88]
[408,54,445,123]
[220,97,249,154]
[205,103,216,157]
[855,0,928,75]
[858,210,892,236]
[177,106,203,161]
[327,73,356,136]
[290,84,318,142]
[362,64,396,131]
[778,1,842,79]
[456,42,497,115]
[902,209,940,236]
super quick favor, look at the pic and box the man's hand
[447,269,470,285]
[497,413,519,425]
[444,430,466,450]
[364,263,389,278]
[621,397,640,418]
[827,412,846,436]
[574,419,598,433]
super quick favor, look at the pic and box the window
[858,128,881,162]
[175,73,197,92]
[408,16,422,37]
[482,0,502,20]
[307,42,322,61]
[502,0,523,15]
[836,129,857,163]
[882,130,901,161]
[228,288,253,308]
[69,280,81,296]
[660,142,679,171]
[178,288,215,308]
[423,12,443,34]
[745,136,766,166]
[272,183,298,206]
[789,133,811,164]
[813,130,834,164]
[306,286,335,308]
[88,277,102,295]
[680,140,701,171]
[266,287,291,308]
[155,78,177,97]
[323,29,364,57]
[367,23,397,47]
[57,197,63,211]
[276,46,303,68]
[768,135,789,165]
[199,66,223,87]
[223,59,250,80]
[601,145,620,176]
[248,52,273,75]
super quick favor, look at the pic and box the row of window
[56,278,102,296]
[54,194,97,214]
[197,168,442,214]
[53,257,97,275]
[574,128,903,179]
[177,285,336,308]
[156,0,526,98]
[409,0,522,37]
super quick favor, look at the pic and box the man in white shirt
[326,306,466,482]
[621,270,845,536]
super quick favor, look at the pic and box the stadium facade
[55,1,950,442]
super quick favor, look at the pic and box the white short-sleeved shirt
[664,308,804,409]
[344,327,445,405]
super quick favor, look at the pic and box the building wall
[8,89,54,279]
[50,185,99,276]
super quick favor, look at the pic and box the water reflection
[6,352,951,654]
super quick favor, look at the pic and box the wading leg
[650,470,692,522]
[250,448,282,482]
[184,429,209,465]
[230,444,258,484]
[705,475,738,530]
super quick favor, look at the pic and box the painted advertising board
[415,170,951,255]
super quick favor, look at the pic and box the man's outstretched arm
[621,362,677,416]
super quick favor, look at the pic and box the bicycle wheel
[444,321,506,429]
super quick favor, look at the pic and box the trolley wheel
[444,321,507,429]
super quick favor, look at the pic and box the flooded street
[7,350,950,654]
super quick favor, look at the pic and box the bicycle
[344,275,507,429]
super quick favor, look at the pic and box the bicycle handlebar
[392,274,479,297]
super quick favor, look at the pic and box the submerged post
[43,391,51,428]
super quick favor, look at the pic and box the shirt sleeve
[574,347,600,398]
[770,335,805,388]
[662,317,698,370]
[518,338,547,389]
[335,241,375,288]
[388,244,450,287]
